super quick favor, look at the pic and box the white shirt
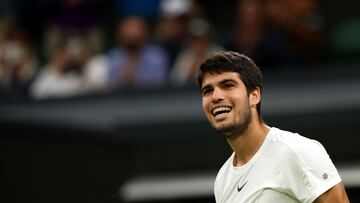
[214,127,341,203]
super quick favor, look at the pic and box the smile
[212,106,232,117]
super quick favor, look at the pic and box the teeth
[212,107,231,115]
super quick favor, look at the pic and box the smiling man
[197,51,349,203]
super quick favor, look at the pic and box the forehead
[201,72,242,87]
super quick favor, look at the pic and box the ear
[249,87,261,108]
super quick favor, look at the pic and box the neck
[226,116,269,167]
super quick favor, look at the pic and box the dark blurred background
[0,0,360,202]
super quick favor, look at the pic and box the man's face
[201,72,252,136]
[118,17,147,51]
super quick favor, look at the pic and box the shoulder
[268,128,336,173]
[268,127,327,158]
[268,128,341,202]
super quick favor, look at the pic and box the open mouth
[212,106,232,117]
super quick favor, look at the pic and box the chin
[214,123,236,135]
[214,118,252,138]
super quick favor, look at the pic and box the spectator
[262,0,323,67]
[106,16,169,89]
[226,0,323,69]
[170,18,223,85]
[0,15,38,99]
[155,0,195,71]
[29,35,106,99]
[224,0,267,66]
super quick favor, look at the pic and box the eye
[224,82,235,89]
[202,88,213,96]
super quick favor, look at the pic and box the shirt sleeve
[282,137,342,203]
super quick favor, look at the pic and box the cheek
[202,98,208,112]
[232,94,250,110]
[202,98,211,115]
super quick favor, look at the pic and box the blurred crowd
[0,0,325,100]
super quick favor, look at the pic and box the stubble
[214,102,252,139]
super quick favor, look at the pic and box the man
[106,16,168,89]
[197,51,349,202]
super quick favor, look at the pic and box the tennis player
[197,51,349,202]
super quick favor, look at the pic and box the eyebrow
[201,79,238,93]
[219,79,238,85]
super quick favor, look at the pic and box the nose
[211,87,224,103]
